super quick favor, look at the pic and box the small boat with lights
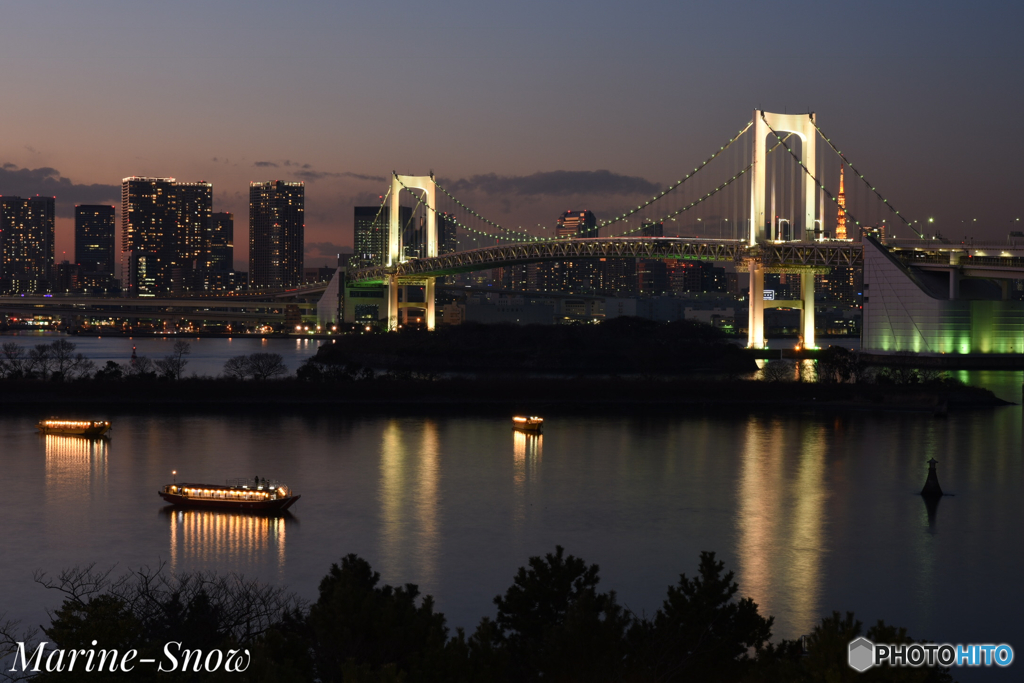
[159,478,301,512]
[36,419,111,437]
[512,416,543,433]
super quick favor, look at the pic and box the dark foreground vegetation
[0,332,1008,412]
[309,318,758,374]
[1,549,953,682]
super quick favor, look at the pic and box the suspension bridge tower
[387,173,438,331]
[747,110,820,349]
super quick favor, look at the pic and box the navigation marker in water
[921,458,943,499]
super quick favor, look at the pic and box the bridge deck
[348,238,867,284]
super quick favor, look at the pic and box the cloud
[305,241,351,257]
[251,160,385,183]
[442,170,661,197]
[295,169,387,183]
[0,163,119,217]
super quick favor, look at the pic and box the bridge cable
[355,186,394,267]
[810,121,923,238]
[603,134,793,237]
[579,120,753,236]
[431,120,754,242]
[391,172,430,255]
[761,115,873,239]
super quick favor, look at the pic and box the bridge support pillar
[801,271,816,349]
[747,261,764,348]
[387,274,399,331]
[425,277,436,330]
[750,111,817,245]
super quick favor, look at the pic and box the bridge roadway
[0,294,316,323]
[3,239,1022,325]
[347,237,866,284]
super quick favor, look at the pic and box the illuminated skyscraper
[836,166,847,240]
[122,177,177,295]
[354,205,411,267]
[557,210,597,238]
[176,181,213,264]
[205,212,234,272]
[75,205,116,274]
[437,211,458,255]
[249,181,304,289]
[540,210,598,292]
[0,196,55,292]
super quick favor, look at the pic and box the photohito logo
[848,638,1014,671]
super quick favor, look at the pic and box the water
[1,333,1021,680]
[0,331,325,377]
[1,388,1021,681]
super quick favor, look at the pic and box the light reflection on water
[736,418,827,634]
[2,393,1020,683]
[512,432,543,532]
[44,435,108,502]
[379,420,441,591]
[167,509,287,577]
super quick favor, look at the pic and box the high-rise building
[539,210,599,292]
[176,182,213,265]
[816,266,861,306]
[1,196,55,292]
[205,212,234,273]
[75,205,116,274]
[122,177,177,295]
[353,205,412,267]
[638,259,668,296]
[598,257,637,295]
[557,210,597,238]
[249,181,304,289]
[353,206,384,267]
[437,211,458,255]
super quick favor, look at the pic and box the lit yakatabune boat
[159,478,301,512]
[512,416,543,433]
[36,419,111,437]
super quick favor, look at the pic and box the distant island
[0,320,1010,413]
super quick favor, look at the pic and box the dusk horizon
[2,0,1021,268]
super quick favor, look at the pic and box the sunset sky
[1,0,1021,268]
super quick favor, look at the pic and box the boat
[36,419,111,437]
[512,416,543,433]
[159,478,301,512]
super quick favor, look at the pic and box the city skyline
[0,1,1020,268]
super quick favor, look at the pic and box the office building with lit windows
[176,181,213,265]
[0,195,55,293]
[122,177,177,295]
[354,205,412,267]
[205,212,234,272]
[537,210,599,292]
[249,181,304,289]
[75,205,116,274]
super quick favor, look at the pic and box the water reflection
[512,432,543,529]
[378,420,441,588]
[736,417,827,638]
[44,435,108,503]
[166,509,287,575]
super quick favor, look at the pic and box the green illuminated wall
[862,238,1024,355]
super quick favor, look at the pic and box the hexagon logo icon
[848,637,874,672]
